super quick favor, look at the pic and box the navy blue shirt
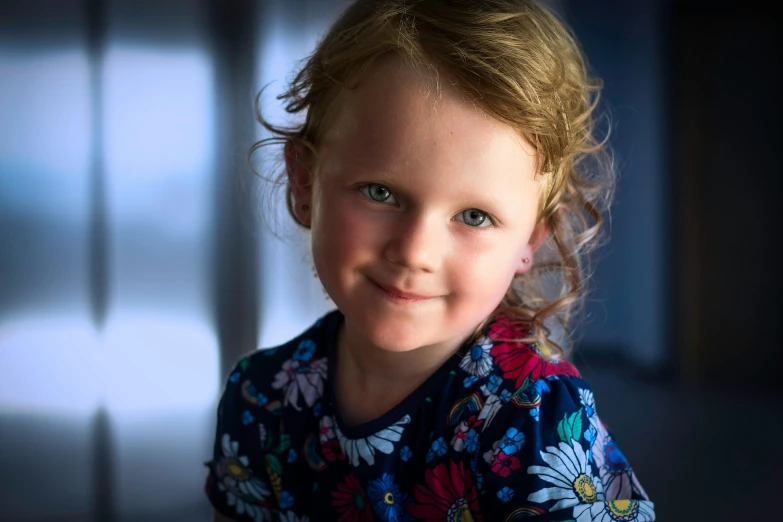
[205,310,654,521]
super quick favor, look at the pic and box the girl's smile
[369,278,439,303]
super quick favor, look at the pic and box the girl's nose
[382,213,445,273]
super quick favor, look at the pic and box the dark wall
[565,0,782,389]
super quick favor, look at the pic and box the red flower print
[322,438,345,462]
[408,460,484,521]
[491,451,521,478]
[332,474,373,522]
[486,315,522,342]
[465,413,483,431]
[491,341,580,389]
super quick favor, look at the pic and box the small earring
[523,258,530,264]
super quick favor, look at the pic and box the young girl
[205,0,655,520]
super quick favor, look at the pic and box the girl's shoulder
[452,317,655,519]
[457,313,582,396]
[448,312,592,446]
[221,310,340,411]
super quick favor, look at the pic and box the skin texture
[286,56,548,424]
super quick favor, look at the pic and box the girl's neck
[333,319,466,426]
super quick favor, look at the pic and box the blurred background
[0,0,779,521]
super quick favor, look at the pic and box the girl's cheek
[318,195,379,251]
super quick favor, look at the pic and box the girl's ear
[284,140,313,226]
[514,220,550,275]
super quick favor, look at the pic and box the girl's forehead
[319,56,538,171]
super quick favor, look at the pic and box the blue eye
[457,209,490,227]
[360,183,397,204]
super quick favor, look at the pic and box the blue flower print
[530,407,540,421]
[287,449,298,463]
[465,430,480,453]
[603,439,631,470]
[245,382,258,396]
[499,427,525,454]
[469,456,486,490]
[256,392,268,407]
[463,376,478,388]
[367,474,406,521]
[426,437,447,463]
[487,375,503,394]
[533,379,551,395]
[293,339,316,362]
[500,389,512,402]
[400,446,413,462]
[497,487,514,502]
[279,491,294,509]
[313,401,323,417]
[585,425,597,446]
[229,371,241,383]
[241,410,253,425]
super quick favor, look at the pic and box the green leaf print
[557,408,583,445]
[267,453,283,476]
[272,433,291,455]
[570,410,582,443]
[239,357,249,373]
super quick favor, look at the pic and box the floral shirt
[204,310,655,521]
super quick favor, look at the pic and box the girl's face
[288,57,546,355]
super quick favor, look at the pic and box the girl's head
[256,0,612,358]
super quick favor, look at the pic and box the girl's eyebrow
[340,162,397,182]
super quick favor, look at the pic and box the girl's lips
[372,280,434,301]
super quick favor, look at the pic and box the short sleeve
[475,375,655,521]
[204,358,276,522]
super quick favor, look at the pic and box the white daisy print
[527,439,604,512]
[483,439,501,465]
[258,423,268,448]
[213,433,271,522]
[574,499,656,522]
[319,414,336,444]
[579,388,596,420]
[335,414,411,466]
[278,511,311,522]
[477,393,503,431]
[459,336,494,377]
[593,421,650,500]
[271,357,328,411]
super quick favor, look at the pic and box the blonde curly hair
[252,0,614,359]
